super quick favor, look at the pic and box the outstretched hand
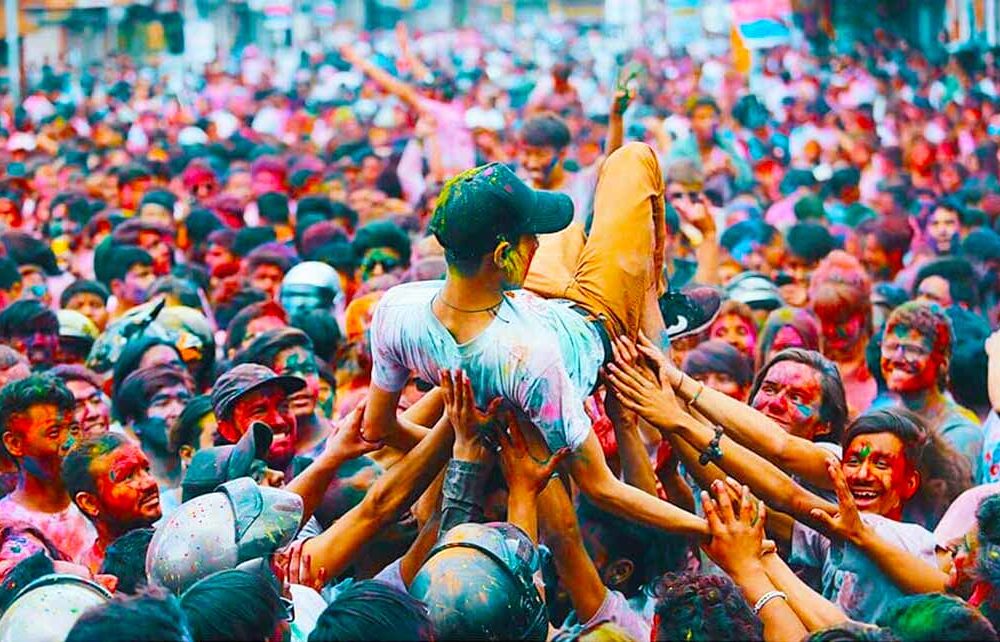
[635,331,682,391]
[809,459,867,545]
[441,369,502,460]
[496,416,570,498]
[605,335,686,431]
[323,401,382,463]
[700,479,767,578]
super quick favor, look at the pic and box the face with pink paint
[751,360,827,440]
[709,313,757,357]
[841,432,918,520]
[818,310,866,361]
[252,170,284,198]
[880,323,943,394]
[769,325,807,360]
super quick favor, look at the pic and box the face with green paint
[881,324,942,394]
[358,247,404,282]
[496,234,539,290]
[81,443,161,530]
[273,346,320,418]
[943,526,980,595]
[841,432,918,519]
[751,360,827,440]
[0,403,76,482]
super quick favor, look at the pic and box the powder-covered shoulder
[376,280,445,309]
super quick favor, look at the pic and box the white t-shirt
[370,281,605,451]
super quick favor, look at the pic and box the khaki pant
[524,142,666,339]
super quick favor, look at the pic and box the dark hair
[95,245,153,286]
[49,364,103,392]
[114,364,194,425]
[234,327,314,370]
[99,528,155,594]
[291,308,343,363]
[224,301,289,357]
[884,302,954,390]
[749,348,848,443]
[576,496,687,597]
[682,340,753,388]
[0,257,21,290]
[651,572,762,641]
[947,307,991,412]
[843,409,970,526]
[875,593,997,642]
[180,569,283,642]
[110,219,172,246]
[858,216,914,257]
[148,275,202,309]
[0,374,75,460]
[112,335,183,401]
[755,307,821,370]
[914,258,979,309]
[0,299,58,339]
[214,287,269,331]
[803,622,900,642]
[60,279,110,307]
[246,245,297,276]
[65,586,191,642]
[62,432,129,498]
[352,220,412,267]
[977,494,1000,631]
[520,113,571,150]
[168,395,214,455]
[786,222,836,264]
[309,579,433,642]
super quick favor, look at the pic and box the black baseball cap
[211,363,305,422]
[429,163,573,260]
[181,421,272,502]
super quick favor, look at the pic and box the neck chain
[435,293,504,315]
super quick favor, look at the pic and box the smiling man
[62,433,162,573]
[50,365,111,439]
[879,301,982,474]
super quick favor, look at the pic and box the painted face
[915,275,953,308]
[881,324,940,394]
[927,207,960,254]
[249,263,285,299]
[841,433,917,520]
[252,171,284,197]
[818,310,866,360]
[2,404,75,481]
[137,230,173,276]
[317,376,335,420]
[89,443,162,528]
[770,325,806,358]
[138,344,184,371]
[205,244,235,274]
[861,234,894,279]
[691,371,747,402]
[498,234,539,290]
[519,144,562,188]
[146,384,193,429]
[9,328,59,368]
[64,380,110,439]
[359,247,403,282]
[240,316,288,353]
[118,262,156,306]
[228,384,297,468]
[751,360,826,439]
[944,526,980,595]
[709,313,757,356]
[273,346,320,419]
[65,292,109,331]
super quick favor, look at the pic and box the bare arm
[341,44,423,111]
[363,384,438,452]
[605,395,658,496]
[760,549,850,631]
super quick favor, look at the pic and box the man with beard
[0,374,96,561]
[810,251,877,416]
[62,433,162,573]
[211,363,305,474]
[234,328,329,457]
[0,299,59,370]
[879,301,982,474]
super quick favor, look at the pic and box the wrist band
[698,425,724,466]
[753,590,787,615]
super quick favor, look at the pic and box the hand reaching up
[605,335,687,431]
[322,401,382,464]
[496,416,570,498]
[441,369,502,461]
[809,459,868,546]
[700,479,767,579]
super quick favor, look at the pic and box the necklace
[435,293,504,314]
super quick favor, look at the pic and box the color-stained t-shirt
[554,589,651,642]
[0,496,97,563]
[790,513,937,623]
[370,281,604,452]
[979,411,1000,484]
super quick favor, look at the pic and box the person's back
[372,279,601,451]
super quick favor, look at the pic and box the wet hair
[180,569,283,642]
[809,250,873,331]
[114,364,195,425]
[168,395,214,455]
[682,340,753,388]
[234,327,314,371]
[755,308,822,370]
[884,302,954,389]
[914,258,979,309]
[858,215,914,257]
[803,622,901,641]
[111,335,184,400]
[0,299,58,339]
[651,572,762,641]
[576,495,688,597]
[224,301,288,356]
[291,308,343,364]
[0,374,75,460]
[148,275,201,309]
[60,279,110,307]
[520,113,572,150]
[65,586,191,642]
[99,527,155,595]
[352,220,412,267]
[875,593,997,642]
[845,408,970,525]
[310,579,432,642]
[786,222,836,264]
[62,432,131,498]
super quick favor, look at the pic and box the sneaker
[659,286,722,340]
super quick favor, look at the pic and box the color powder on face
[859,442,872,461]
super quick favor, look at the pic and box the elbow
[361,479,398,527]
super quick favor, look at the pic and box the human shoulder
[377,280,443,310]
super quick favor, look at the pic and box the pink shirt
[0,496,97,563]
[418,98,475,175]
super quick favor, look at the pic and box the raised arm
[496,417,569,543]
[759,545,850,631]
[340,43,424,111]
[362,384,438,451]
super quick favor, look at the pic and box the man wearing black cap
[363,144,711,537]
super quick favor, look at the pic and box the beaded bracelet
[698,425,724,466]
[753,590,788,615]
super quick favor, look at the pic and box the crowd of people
[0,14,999,642]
